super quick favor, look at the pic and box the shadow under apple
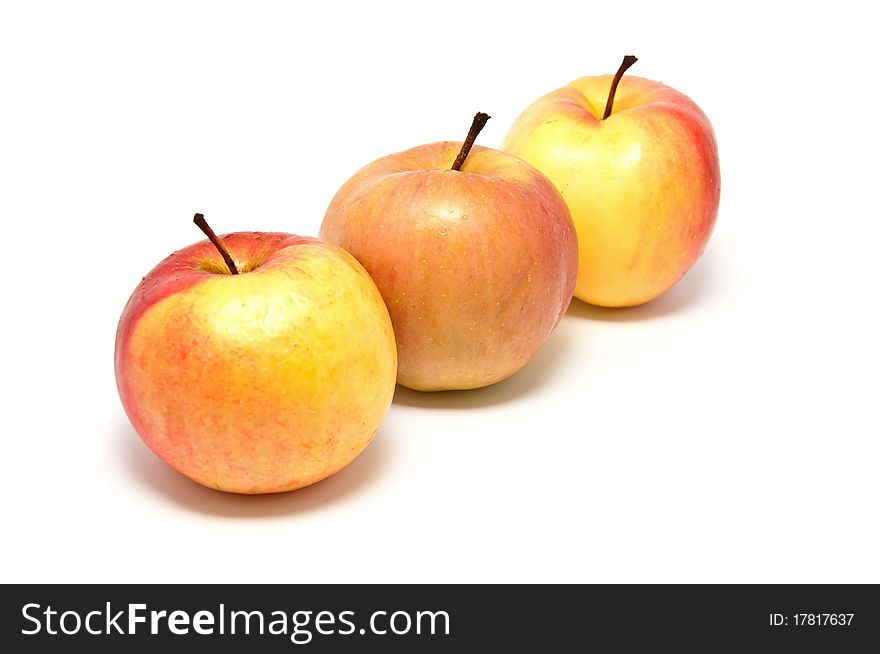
[117,418,392,518]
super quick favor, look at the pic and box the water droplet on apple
[438,226,448,236]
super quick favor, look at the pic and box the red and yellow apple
[320,114,578,391]
[115,219,397,494]
[502,57,720,307]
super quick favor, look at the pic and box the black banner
[1,584,877,651]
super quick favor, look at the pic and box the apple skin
[320,143,578,391]
[502,74,720,307]
[115,232,397,494]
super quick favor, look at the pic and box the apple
[502,56,720,307]
[115,214,397,494]
[320,113,578,391]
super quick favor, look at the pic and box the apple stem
[451,112,490,171]
[193,213,239,275]
[602,55,638,120]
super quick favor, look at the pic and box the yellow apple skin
[502,74,720,307]
[115,233,397,494]
[320,143,578,391]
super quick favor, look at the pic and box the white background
[2,1,878,583]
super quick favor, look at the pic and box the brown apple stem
[602,55,638,119]
[193,213,239,274]
[451,112,490,171]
